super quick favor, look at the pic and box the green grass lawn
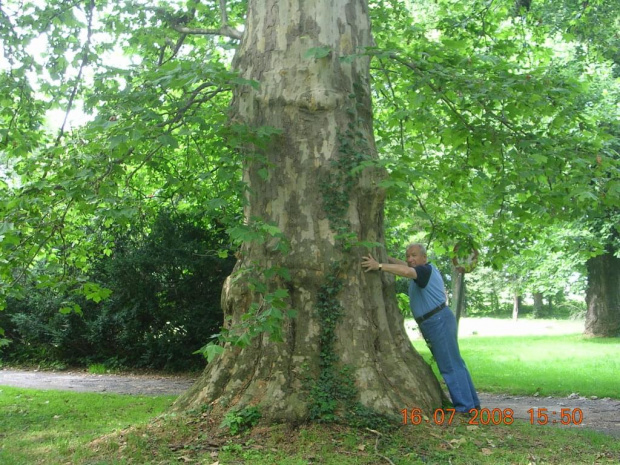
[1,385,618,464]
[0,386,176,464]
[412,334,620,398]
[1,328,619,464]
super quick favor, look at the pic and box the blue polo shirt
[408,262,447,320]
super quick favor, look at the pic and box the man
[361,243,480,413]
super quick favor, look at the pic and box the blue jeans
[418,306,480,412]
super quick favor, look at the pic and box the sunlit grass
[413,334,620,398]
[1,326,619,464]
[0,386,175,464]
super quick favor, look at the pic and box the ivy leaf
[194,343,225,363]
[231,77,260,89]
[304,47,332,59]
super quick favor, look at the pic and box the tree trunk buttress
[584,251,620,337]
[173,0,444,423]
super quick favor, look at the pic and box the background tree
[370,0,619,335]
[520,0,620,336]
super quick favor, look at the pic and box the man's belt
[415,302,446,325]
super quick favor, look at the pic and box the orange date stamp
[527,408,583,425]
[402,408,515,426]
[401,407,584,426]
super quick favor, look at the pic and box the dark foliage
[0,211,235,371]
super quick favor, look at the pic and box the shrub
[0,210,235,371]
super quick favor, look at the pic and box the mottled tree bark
[174,0,443,422]
[584,251,620,337]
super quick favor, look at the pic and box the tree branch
[10,199,75,289]
[410,181,437,245]
[390,53,527,138]
[389,54,478,134]
[377,59,405,152]
[160,34,187,66]
[171,24,242,40]
[55,0,96,144]
[0,5,18,65]
[165,84,227,129]
[171,0,242,40]
[125,144,164,188]
[219,0,229,26]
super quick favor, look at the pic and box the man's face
[406,246,428,267]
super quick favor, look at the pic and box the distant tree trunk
[547,294,553,315]
[512,292,521,321]
[490,286,501,315]
[584,251,620,337]
[533,292,544,318]
[173,0,444,422]
[452,267,466,331]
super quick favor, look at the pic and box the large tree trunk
[584,251,620,337]
[174,0,443,422]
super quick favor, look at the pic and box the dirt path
[0,369,194,396]
[1,368,618,438]
[478,392,620,438]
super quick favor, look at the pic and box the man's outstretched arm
[361,254,416,279]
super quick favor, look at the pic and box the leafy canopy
[0,0,619,324]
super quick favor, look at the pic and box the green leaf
[231,77,260,89]
[194,343,225,363]
[276,267,291,281]
[157,133,179,148]
[262,224,282,236]
[236,333,251,348]
[271,288,289,299]
[0,223,14,234]
[108,134,128,149]
[82,283,113,303]
[59,303,82,315]
[304,47,332,59]
[208,198,227,209]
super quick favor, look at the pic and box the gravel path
[0,369,194,396]
[478,391,620,438]
[1,368,618,438]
